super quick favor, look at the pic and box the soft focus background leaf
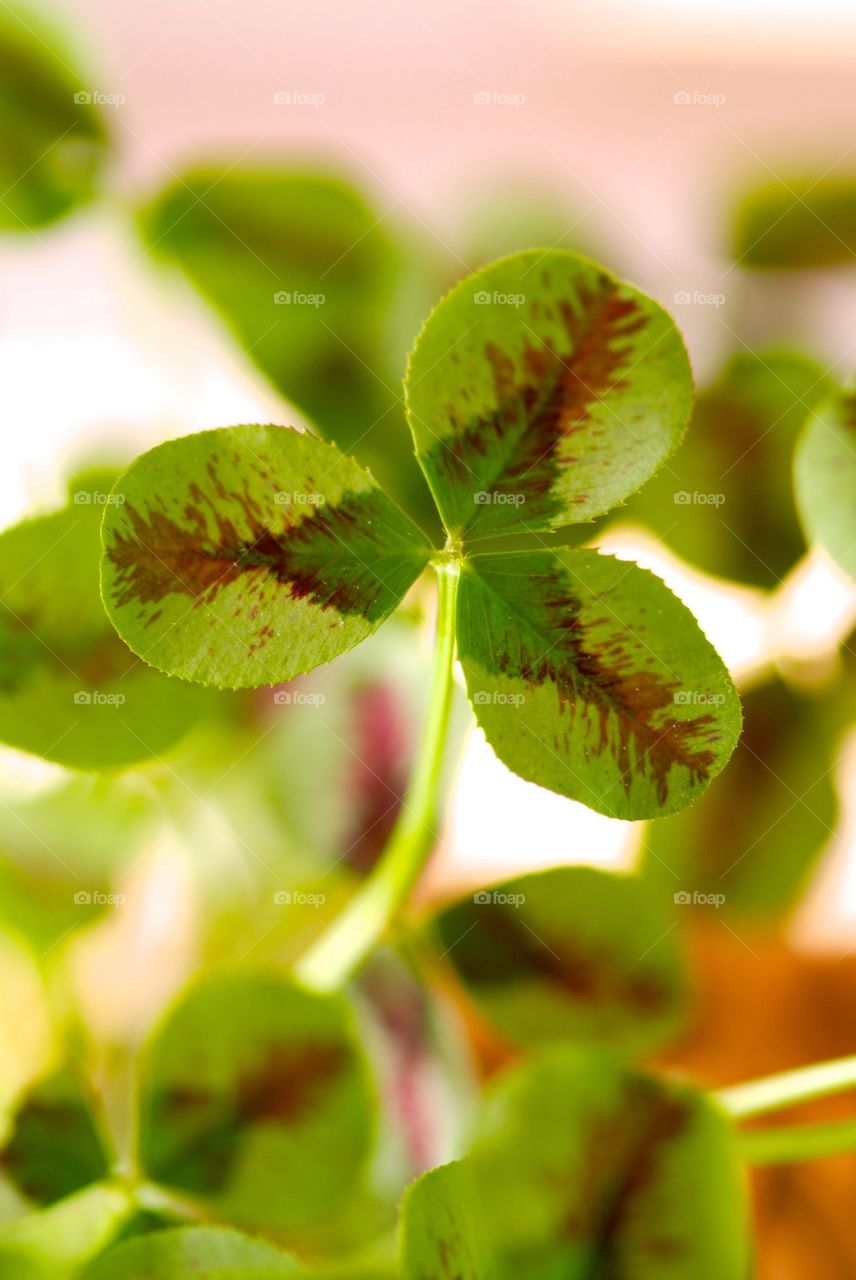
[733,175,856,270]
[794,386,856,581]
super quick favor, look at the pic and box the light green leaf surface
[100,425,431,689]
[456,549,741,818]
[794,386,856,580]
[405,249,692,539]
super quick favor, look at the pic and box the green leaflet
[399,1047,749,1279]
[432,866,686,1054]
[100,425,431,689]
[0,5,111,230]
[78,1226,309,1279]
[456,549,740,819]
[627,350,831,589]
[138,973,376,1234]
[794,386,856,581]
[0,498,214,769]
[404,249,692,539]
[0,1182,133,1277]
[0,1070,112,1207]
[733,175,856,269]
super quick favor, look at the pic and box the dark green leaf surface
[794,386,856,580]
[405,249,692,539]
[0,1071,111,1206]
[627,350,831,589]
[80,1225,309,1279]
[456,549,740,818]
[470,1047,749,1278]
[433,865,686,1053]
[100,425,431,689]
[733,175,856,269]
[138,973,375,1233]
[0,500,212,768]
[644,680,841,919]
[0,5,111,230]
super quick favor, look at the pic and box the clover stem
[717,1053,856,1119]
[738,1117,856,1166]
[295,554,461,992]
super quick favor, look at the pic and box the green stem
[295,555,461,992]
[739,1117,856,1166]
[717,1054,856,1119]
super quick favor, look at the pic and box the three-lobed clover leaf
[793,385,856,581]
[137,972,376,1234]
[400,1046,750,1279]
[404,248,693,538]
[456,549,740,818]
[0,492,214,768]
[98,251,740,820]
[431,865,686,1053]
[100,425,431,689]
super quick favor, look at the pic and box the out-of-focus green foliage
[0,4,111,230]
[136,168,440,532]
[627,350,831,589]
[794,385,856,580]
[400,1046,750,1278]
[431,865,687,1054]
[643,677,844,920]
[733,174,856,269]
[138,973,376,1235]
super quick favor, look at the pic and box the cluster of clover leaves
[1,248,856,1279]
